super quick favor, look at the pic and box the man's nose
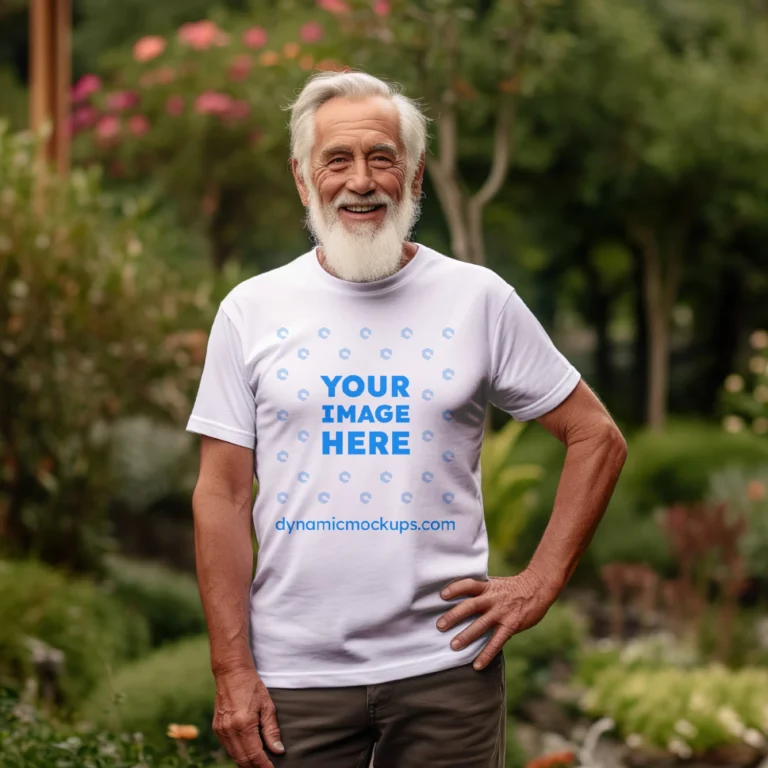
[345,158,376,195]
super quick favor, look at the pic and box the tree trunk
[629,219,687,431]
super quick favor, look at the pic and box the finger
[259,699,285,755]
[441,578,488,600]
[230,713,274,768]
[436,595,486,631]
[449,611,507,651]
[472,627,511,670]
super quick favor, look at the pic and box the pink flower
[372,0,390,15]
[317,0,351,13]
[71,105,99,133]
[95,115,120,140]
[165,95,185,116]
[128,114,150,136]
[228,54,253,82]
[133,35,166,62]
[106,90,140,111]
[299,22,324,43]
[71,74,101,103]
[242,26,268,48]
[222,99,250,122]
[195,91,234,115]
[178,20,229,49]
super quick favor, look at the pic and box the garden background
[2,1,768,766]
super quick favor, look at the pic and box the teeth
[345,206,378,213]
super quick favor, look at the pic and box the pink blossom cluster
[178,20,229,49]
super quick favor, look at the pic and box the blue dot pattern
[271,322,460,510]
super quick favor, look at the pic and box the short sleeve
[489,288,581,421]
[186,306,257,449]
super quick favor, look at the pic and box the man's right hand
[212,665,285,767]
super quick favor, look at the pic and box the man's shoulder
[422,244,514,298]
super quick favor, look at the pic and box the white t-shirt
[186,242,580,688]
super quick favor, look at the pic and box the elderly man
[186,70,627,768]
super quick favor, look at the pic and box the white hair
[285,70,430,187]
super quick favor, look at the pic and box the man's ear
[292,158,309,206]
[411,153,426,198]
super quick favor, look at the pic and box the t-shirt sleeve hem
[508,367,582,422]
[186,415,256,449]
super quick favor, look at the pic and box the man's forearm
[527,422,627,595]
[193,487,255,676]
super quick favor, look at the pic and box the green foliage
[574,633,702,688]
[0,685,220,767]
[79,634,218,751]
[108,416,198,516]
[0,559,150,713]
[707,466,768,580]
[503,601,586,711]
[581,664,768,754]
[616,421,768,512]
[103,555,206,648]
[0,124,222,573]
[481,420,543,562]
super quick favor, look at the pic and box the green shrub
[503,601,586,711]
[79,634,217,751]
[581,664,768,755]
[707,466,768,580]
[0,122,228,574]
[481,419,543,564]
[0,558,150,713]
[0,685,221,766]
[103,554,206,648]
[618,421,768,512]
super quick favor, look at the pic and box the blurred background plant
[2,0,768,766]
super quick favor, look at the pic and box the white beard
[304,180,421,283]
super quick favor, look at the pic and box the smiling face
[293,95,425,282]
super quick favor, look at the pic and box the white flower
[754,418,768,435]
[717,706,745,738]
[750,330,768,350]
[626,734,644,749]
[723,415,744,434]
[675,720,698,739]
[755,386,768,404]
[743,729,766,749]
[749,356,767,375]
[725,374,745,393]
[668,738,692,759]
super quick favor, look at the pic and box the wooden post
[29,0,71,177]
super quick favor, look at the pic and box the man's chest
[249,311,491,454]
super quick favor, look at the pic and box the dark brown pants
[266,653,506,768]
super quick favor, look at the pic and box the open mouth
[339,204,385,215]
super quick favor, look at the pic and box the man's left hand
[436,568,559,670]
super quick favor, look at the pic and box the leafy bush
[617,421,768,512]
[0,685,220,767]
[0,558,150,713]
[574,632,701,688]
[482,419,543,564]
[71,5,346,268]
[103,554,206,648]
[580,665,768,755]
[503,602,586,711]
[0,123,228,573]
[79,634,217,751]
[707,466,768,580]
